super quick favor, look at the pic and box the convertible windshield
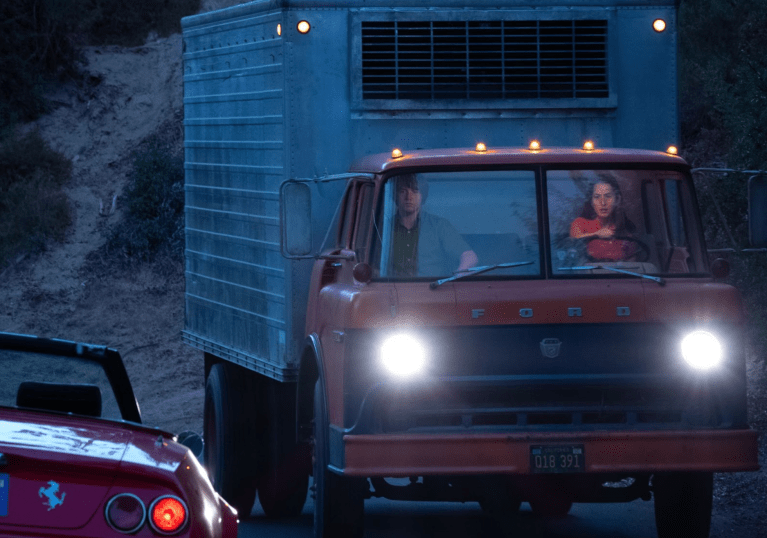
[372,170,540,278]
[547,169,706,276]
[0,350,122,420]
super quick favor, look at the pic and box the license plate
[0,474,7,516]
[530,445,585,473]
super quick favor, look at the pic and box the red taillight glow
[150,496,187,534]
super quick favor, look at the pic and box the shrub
[80,0,201,46]
[106,135,184,264]
[0,0,80,129]
[0,130,72,268]
[679,0,767,359]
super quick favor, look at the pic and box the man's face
[397,184,422,216]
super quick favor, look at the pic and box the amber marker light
[529,140,541,151]
[666,145,679,155]
[391,148,403,159]
[653,19,667,32]
[475,142,487,153]
[150,496,187,534]
[583,140,595,151]
[297,20,311,34]
[277,24,282,36]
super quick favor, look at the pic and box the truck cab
[284,144,759,538]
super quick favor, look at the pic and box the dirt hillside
[1,33,202,435]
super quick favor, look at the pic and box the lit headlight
[381,334,425,377]
[681,331,723,370]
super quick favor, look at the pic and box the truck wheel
[653,472,713,538]
[259,453,310,518]
[258,381,310,518]
[313,380,365,538]
[204,363,259,518]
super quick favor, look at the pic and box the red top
[570,217,637,261]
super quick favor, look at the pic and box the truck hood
[386,278,744,326]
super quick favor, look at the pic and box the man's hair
[394,173,429,202]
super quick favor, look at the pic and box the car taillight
[150,495,188,534]
[105,493,146,533]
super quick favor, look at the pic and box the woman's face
[591,182,618,219]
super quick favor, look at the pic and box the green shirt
[390,211,471,276]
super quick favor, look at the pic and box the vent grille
[361,20,608,100]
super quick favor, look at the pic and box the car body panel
[0,333,238,537]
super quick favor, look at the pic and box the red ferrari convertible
[0,332,238,537]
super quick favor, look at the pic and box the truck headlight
[681,331,722,370]
[381,334,425,377]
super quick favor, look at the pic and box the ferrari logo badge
[540,338,562,359]
[39,481,66,511]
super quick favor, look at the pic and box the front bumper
[339,428,759,477]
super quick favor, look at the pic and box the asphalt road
[237,492,659,538]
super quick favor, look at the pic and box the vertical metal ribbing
[571,21,576,98]
[430,22,435,100]
[536,20,541,99]
[465,21,470,99]
[394,20,400,100]
[501,20,506,100]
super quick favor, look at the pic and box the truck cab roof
[348,146,689,175]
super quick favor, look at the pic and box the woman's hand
[593,225,615,239]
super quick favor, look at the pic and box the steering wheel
[586,235,651,263]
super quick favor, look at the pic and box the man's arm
[457,249,479,272]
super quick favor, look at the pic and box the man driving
[389,174,478,277]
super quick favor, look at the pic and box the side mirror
[280,181,313,258]
[749,175,767,248]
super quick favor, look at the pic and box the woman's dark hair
[579,176,635,233]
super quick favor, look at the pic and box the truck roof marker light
[583,140,595,151]
[529,140,541,151]
[475,143,487,153]
[277,24,282,36]
[653,19,667,33]
[666,145,679,155]
[297,20,311,34]
[391,148,403,159]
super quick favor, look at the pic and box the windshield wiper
[430,261,534,289]
[559,265,665,286]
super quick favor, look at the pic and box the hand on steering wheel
[585,235,651,263]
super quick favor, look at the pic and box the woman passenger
[569,177,638,261]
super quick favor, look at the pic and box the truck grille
[361,19,608,100]
[375,383,720,433]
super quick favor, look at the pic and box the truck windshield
[547,169,706,276]
[370,168,706,280]
[372,170,540,279]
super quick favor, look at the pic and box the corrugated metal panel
[183,10,294,379]
[361,19,608,100]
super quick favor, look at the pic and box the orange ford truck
[181,2,763,537]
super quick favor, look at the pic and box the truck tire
[313,380,365,538]
[258,380,310,518]
[653,472,713,538]
[204,363,259,518]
